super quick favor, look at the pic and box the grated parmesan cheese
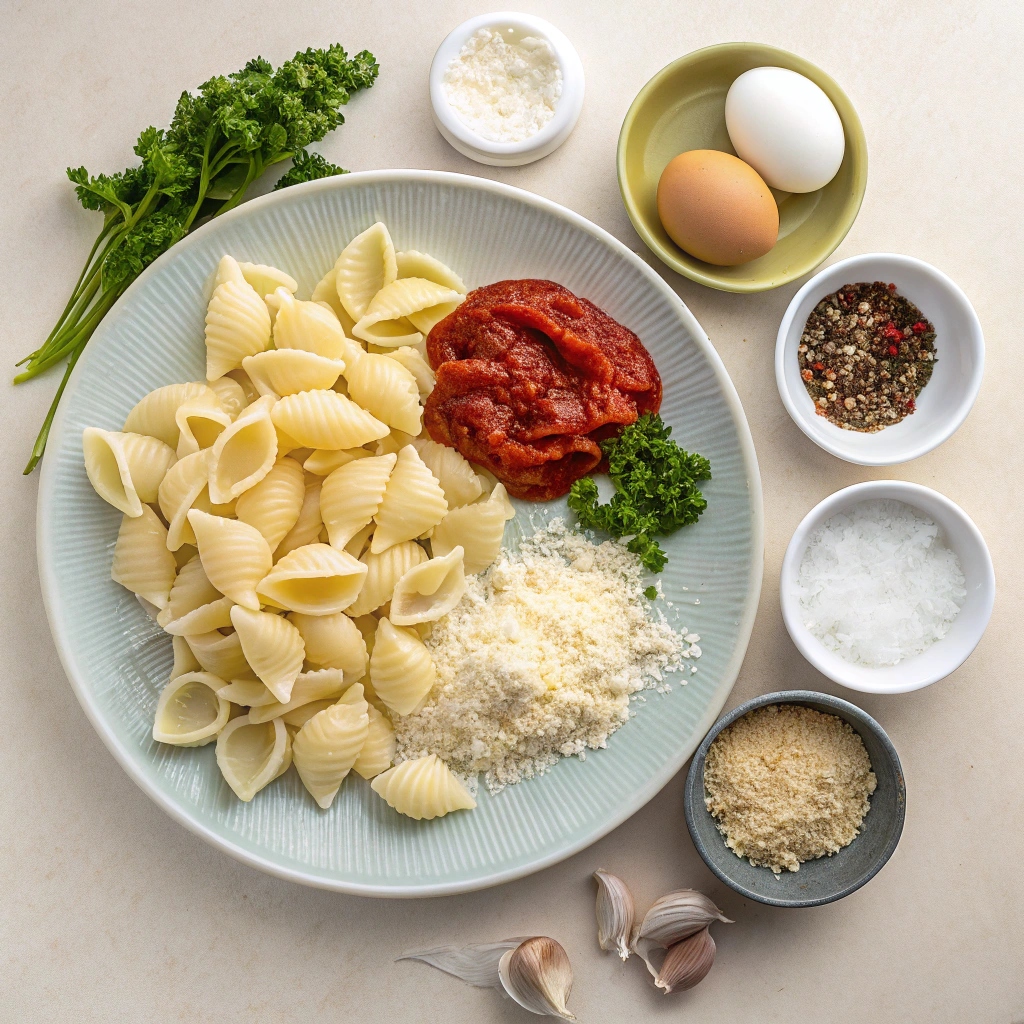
[394,520,695,793]
[442,28,562,143]
[796,499,966,666]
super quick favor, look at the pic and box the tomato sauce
[424,280,662,500]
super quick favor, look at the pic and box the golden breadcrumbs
[703,704,876,874]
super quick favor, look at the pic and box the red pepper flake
[888,344,899,357]
[911,321,928,334]
[801,369,814,382]
[813,362,825,371]
[888,282,897,291]
[882,323,904,344]
[906,398,916,410]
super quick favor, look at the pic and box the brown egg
[657,150,779,266]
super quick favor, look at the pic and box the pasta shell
[234,457,305,552]
[205,274,272,380]
[206,395,278,504]
[238,261,297,299]
[174,395,232,457]
[385,346,435,398]
[344,353,422,435]
[216,715,291,802]
[212,254,246,289]
[275,476,323,559]
[288,611,368,679]
[281,698,335,728]
[271,389,388,451]
[369,617,435,716]
[152,671,231,747]
[230,606,305,703]
[208,376,249,419]
[123,382,213,448]
[353,278,462,346]
[247,667,349,724]
[431,484,513,574]
[347,540,428,617]
[390,547,467,626]
[188,510,272,610]
[271,289,347,361]
[405,300,464,336]
[169,636,201,681]
[352,703,396,780]
[395,250,467,294]
[216,677,278,707]
[185,630,250,680]
[302,446,372,476]
[293,684,369,808]
[111,506,176,609]
[320,452,397,550]
[376,429,422,458]
[413,439,482,509]
[310,266,357,335]
[242,349,345,399]
[335,222,397,321]
[370,754,475,820]
[257,543,367,615]
[226,368,260,405]
[158,450,210,550]
[344,522,375,560]
[350,317,423,349]
[157,554,233,634]
[372,445,448,553]
[82,428,176,517]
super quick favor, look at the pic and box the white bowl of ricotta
[780,480,994,694]
[429,12,585,166]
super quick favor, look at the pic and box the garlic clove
[593,869,634,961]
[398,938,531,988]
[632,889,732,949]
[653,928,716,994]
[498,937,576,1020]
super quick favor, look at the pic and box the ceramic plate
[38,171,763,896]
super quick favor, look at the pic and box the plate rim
[36,168,764,897]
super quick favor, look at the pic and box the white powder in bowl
[442,28,563,143]
[796,499,966,666]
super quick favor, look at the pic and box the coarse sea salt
[796,499,966,666]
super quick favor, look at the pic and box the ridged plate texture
[38,171,763,896]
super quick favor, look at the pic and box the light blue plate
[38,170,763,896]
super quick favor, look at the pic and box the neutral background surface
[1,1,1020,1021]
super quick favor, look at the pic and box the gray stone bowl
[683,690,906,908]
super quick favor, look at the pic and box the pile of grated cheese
[442,28,563,143]
[394,519,697,793]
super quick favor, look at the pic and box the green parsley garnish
[15,45,378,473]
[644,585,658,600]
[567,413,711,573]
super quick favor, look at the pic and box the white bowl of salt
[780,480,994,693]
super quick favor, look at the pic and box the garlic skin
[632,889,732,949]
[654,928,716,994]
[398,938,528,988]
[498,937,576,1020]
[593,869,634,960]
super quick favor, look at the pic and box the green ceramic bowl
[617,43,868,293]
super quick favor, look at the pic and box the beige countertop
[1,1,1021,1020]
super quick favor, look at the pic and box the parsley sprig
[15,45,378,473]
[567,413,711,573]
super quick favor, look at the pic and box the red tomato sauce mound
[424,280,662,501]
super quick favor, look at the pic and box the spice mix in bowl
[775,253,984,465]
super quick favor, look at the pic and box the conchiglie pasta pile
[83,223,515,821]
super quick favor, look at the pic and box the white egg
[725,67,846,193]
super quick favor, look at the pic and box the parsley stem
[23,336,87,475]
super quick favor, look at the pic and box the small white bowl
[780,480,994,694]
[429,12,585,167]
[775,253,984,465]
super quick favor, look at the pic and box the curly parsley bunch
[568,413,711,573]
[16,45,378,472]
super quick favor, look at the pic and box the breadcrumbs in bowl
[684,690,905,908]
